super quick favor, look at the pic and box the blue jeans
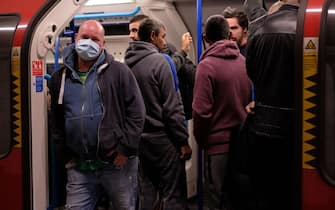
[65,157,138,210]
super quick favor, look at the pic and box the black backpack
[177,58,195,120]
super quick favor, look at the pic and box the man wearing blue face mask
[49,20,145,210]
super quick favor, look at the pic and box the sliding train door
[0,13,22,210]
[301,0,335,209]
[0,1,50,209]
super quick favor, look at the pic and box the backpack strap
[251,81,255,101]
[162,53,179,91]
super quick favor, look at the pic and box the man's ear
[242,28,248,40]
[204,35,211,45]
[150,31,156,42]
[243,28,248,36]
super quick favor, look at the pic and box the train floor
[51,197,200,210]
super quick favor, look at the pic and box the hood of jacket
[125,41,158,68]
[201,39,240,61]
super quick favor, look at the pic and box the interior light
[18,24,28,29]
[0,27,16,31]
[306,8,322,13]
[85,0,134,5]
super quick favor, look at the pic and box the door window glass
[0,14,20,159]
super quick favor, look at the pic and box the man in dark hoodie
[125,18,192,210]
[49,20,145,210]
[129,14,195,119]
[192,15,251,210]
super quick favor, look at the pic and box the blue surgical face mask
[75,39,101,61]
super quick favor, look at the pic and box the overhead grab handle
[74,6,141,19]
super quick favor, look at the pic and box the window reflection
[0,15,20,159]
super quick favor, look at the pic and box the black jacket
[164,43,196,120]
[246,4,299,108]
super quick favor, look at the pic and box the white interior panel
[44,0,198,200]
[29,1,88,209]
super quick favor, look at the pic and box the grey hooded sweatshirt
[125,41,189,147]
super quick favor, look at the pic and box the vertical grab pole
[196,0,203,210]
[69,19,75,43]
[197,0,202,63]
[53,36,60,72]
[48,19,76,210]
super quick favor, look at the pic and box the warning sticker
[35,76,43,92]
[32,60,43,76]
[303,37,318,72]
[305,39,317,50]
[304,38,318,52]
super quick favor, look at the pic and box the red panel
[0,149,23,210]
[303,1,335,210]
[302,169,335,210]
[0,0,46,46]
[0,1,46,209]
[304,0,324,36]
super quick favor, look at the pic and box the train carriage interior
[42,1,281,209]
[44,1,256,207]
[42,0,247,208]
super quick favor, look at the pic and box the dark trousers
[204,153,230,210]
[138,136,188,210]
[230,106,295,210]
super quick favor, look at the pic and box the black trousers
[204,152,230,210]
[229,105,295,210]
[138,136,188,210]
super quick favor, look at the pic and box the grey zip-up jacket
[49,44,145,161]
[125,41,189,147]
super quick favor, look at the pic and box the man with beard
[223,7,248,56]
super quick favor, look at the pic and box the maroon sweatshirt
[193,40,251,154]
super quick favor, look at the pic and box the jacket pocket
[98,126,124,156]
[249,103,294,139]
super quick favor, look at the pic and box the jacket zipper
[81,81,89,154]
[96,70,106,161]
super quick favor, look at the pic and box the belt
[248,103,295,139]
[74,159,108,171]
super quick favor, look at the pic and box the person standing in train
[128,15,196,119]
[222,7,248,56]
[241,0,284,114]
[128,14,192,71]
[243,0,284,42]
[192,15,251,210]
[49,19,145,210]
[239,0,300,210]
[125,18,192,210]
